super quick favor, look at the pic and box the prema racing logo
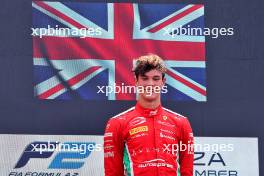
[9,141,102,176]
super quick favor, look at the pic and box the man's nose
[146,79,154,86]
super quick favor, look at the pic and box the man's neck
[137,97,161,109]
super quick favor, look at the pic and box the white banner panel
[0,134,104,176]
[194,137,259,176]
[0,135,259,176]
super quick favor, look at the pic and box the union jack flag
[32,2,206,101]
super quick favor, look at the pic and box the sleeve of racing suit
[179,118,194,176]
[104,118,125,176]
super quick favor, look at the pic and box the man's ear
[134,76,138,86]
[162,77,166,86]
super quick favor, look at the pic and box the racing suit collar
[135,102,163,117]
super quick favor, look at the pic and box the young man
[104,54,194,176]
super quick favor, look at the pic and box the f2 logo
[14,141,95,169]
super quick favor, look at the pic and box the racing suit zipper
[153,115,158,175]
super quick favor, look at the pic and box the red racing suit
[104,103,194,176]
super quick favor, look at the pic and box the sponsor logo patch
[104,132,113,137]
[129,126,148,135]
[128,117,146,127]
[163,116,168,120]
[157,120,175,127]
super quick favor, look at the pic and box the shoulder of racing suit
[105,106,136,132]
[162,107,187,119]
[161,107,193,136]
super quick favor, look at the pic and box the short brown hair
[132,54,167,79]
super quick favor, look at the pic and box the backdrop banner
[0,134,258,176]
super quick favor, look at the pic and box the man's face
[135,69,166,101]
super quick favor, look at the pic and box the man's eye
[153,77,161,81]
[142,77,148,80]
